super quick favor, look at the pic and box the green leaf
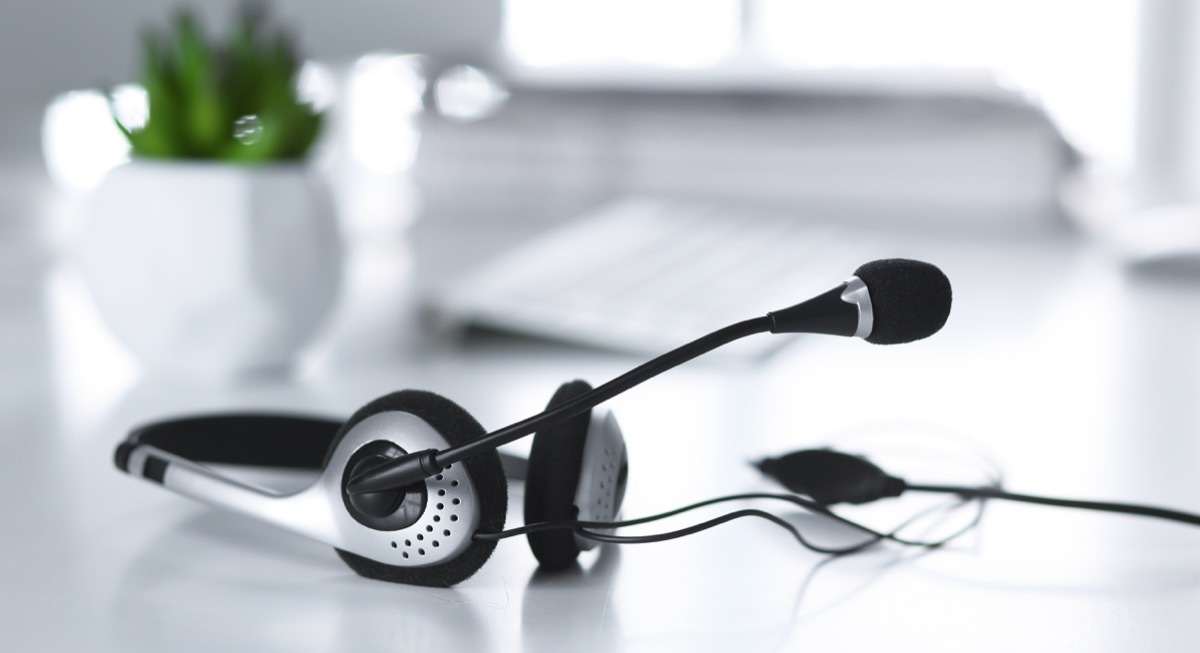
[119,2,323,161]
[138,70,183,158]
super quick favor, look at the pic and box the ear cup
[524,380,594,570]
[328,390,507,587]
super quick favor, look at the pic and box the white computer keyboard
[427,197,880,357]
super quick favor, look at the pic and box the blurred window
[505,0,742,68]
[505,0,1137,164]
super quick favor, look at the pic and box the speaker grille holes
[570,422,626,527]
[341,414,483,569]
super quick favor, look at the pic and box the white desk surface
[2,163,1200,652]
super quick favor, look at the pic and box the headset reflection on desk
[114,259,1200,587]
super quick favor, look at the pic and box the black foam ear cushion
[328,390,507,587]
[524,380,594,571]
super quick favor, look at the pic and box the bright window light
[41,90,131,192]
[504,0,1137,165]
[505,0,742,68]
[756,0,1137,164]
[344,53,426,174]
[434,65,510,122]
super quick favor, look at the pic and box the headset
[116,259,952,586]
[117,258,1200,587]
[110,258,1200,583]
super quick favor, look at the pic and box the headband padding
[123,414,343,469]
[331,390,508,587]
[524,380,593,571]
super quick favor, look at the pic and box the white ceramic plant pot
[80,161,342,377]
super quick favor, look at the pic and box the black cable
[477,508,880,555]
[906,483,1200,527]
[577,509,880,555]
[436,317,772,467]
[475,492,845,537]
[880,494,987,549]
[474,492,988,555]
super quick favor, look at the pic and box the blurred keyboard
[427,197,880,357]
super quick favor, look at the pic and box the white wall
[0,0,502,157]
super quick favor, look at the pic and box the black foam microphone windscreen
[854,259,951,344]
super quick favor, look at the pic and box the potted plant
[81,3,341,377]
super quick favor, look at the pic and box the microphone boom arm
[347,316,773,495]
[347,255,956,496]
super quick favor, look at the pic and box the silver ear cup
[572,410,628,551]
[329,411,483,566]
[331,389,507,587]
